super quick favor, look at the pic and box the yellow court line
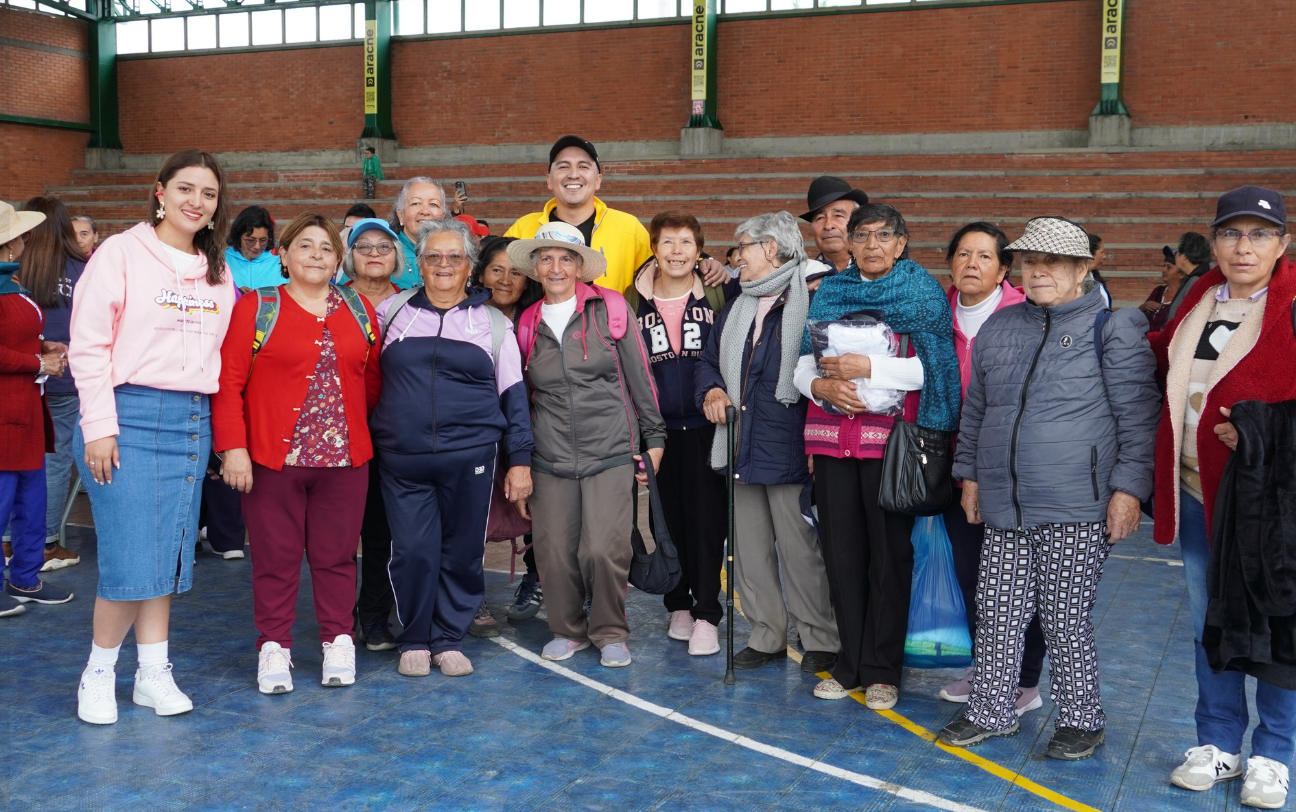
[814,666,1104,812]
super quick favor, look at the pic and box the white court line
[1109,553,1183,566]
[491,637,989,812]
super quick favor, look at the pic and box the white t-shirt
[162,243,199,275]
[541,296,579,342]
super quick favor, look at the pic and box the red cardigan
[212,287,382,471]
[1151,256,1296,544]
[0,292,54,470]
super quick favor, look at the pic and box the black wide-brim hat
[800,176,869,222]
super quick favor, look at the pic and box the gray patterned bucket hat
[1006,217,1092,259]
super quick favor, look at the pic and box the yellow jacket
[504,197,651,293]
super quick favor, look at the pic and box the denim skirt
[73,385,210,600]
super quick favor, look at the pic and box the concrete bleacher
[48,149,1296,308]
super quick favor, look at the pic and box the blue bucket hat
[346,217,399,248]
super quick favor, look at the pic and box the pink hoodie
[949,279,1027,398]
[69,222,235,442]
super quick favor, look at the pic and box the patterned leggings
[963,521,1111,732]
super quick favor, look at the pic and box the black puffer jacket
[694,288,809,486]
[953,286,1160,530]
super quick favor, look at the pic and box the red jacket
[212,287,382,471]
[1151,256,1296,544]
[0,289,54,470]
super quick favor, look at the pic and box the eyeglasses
[354,242,395,256]
[849,229,897,244]
[241,236,270,247]
[734,240,767,252]
[419,252,467,267]
[1212,228,1286,248]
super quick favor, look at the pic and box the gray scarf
[709,258,809,470]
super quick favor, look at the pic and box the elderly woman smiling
[386,176,447,290]
[792,203,961,709]
[508,222,665,668]
[370,218,533,678]
[939,216,1159,761]
[696,211,839,673]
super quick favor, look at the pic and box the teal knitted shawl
[800,259,961,431]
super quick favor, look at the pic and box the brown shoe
[2,542,11,564]
[41,544,80,572]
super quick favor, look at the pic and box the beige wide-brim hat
[1005,216,1092,259]
[506,221,607,283]
[0,201,46,246]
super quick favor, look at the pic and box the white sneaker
[321,634,356,687]
[77,666,117,725]
[219,549,245,560]
[132,663,194,716]
[1170,744,1242,791]
[258,642,293,694]
[1242,756,1290,809]
[667,610,693,641]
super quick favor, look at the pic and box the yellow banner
[363,20,377,115]
[1099,0,1123,85]
[690,3,706,107]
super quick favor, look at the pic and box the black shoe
[1046,726,1105,760]
[938,717,1020,748]
[507,578,543,621]
[5,579,73,605]
[800,650,837,673]
[361,620,397,652]
[732,646,788,670]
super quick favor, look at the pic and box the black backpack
[628,458,681,595]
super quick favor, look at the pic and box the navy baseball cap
[1211,186,1287,229]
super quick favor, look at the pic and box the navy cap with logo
[549,135,600,170]
[1161,245,1176,263]
[1212,185,1287,229]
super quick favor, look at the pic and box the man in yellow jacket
[504,136,651,293]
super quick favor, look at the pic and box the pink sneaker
[1016,685,1043,716]
[939,667,974,703]
[667,610,694,641]
[688,619,719,656]
[432,650,473,677]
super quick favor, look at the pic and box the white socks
[88,643,121,671]
[137,640,169,670]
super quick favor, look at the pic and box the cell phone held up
[454,181,468,201]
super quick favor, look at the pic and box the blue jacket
[694,289,809,486]
[42,256,85,397]
[224,246,283,291]
[370,287,533,466]
[628,265,735,431]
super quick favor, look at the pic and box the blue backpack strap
[1093,307,1112,366]
[251,286,281,357]
[334,284,377,347]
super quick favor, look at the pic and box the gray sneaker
[599,642,632,668]
[1170,744,1241,791]
[1241,756,1290,809]
[937,717,1019,747]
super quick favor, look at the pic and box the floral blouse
[284,292,351,467]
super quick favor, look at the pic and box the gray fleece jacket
[953,286,1160,531]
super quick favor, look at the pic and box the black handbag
[628,456,681,595]
[877,335,956,517]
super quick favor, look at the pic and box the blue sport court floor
[0,521,1265,812]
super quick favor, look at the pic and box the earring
[155,200,166,221]
[207,220,215,230]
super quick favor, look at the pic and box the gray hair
[71,214,98,233]
[415,217,478,267]
[734,211,807,266]
[388,176,446,231]
[341,231,407,280]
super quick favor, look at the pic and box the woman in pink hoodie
[68,150,235,725]
[934,222,1045,717]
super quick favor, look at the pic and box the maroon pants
[242,462,367,650]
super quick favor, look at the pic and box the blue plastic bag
[903,515,973,669]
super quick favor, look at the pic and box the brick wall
[717,2,1099,136]
[117,44,363,154]
[1123,0,1296,126]
[0,6,91,196]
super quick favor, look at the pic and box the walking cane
[724,404,737,685]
